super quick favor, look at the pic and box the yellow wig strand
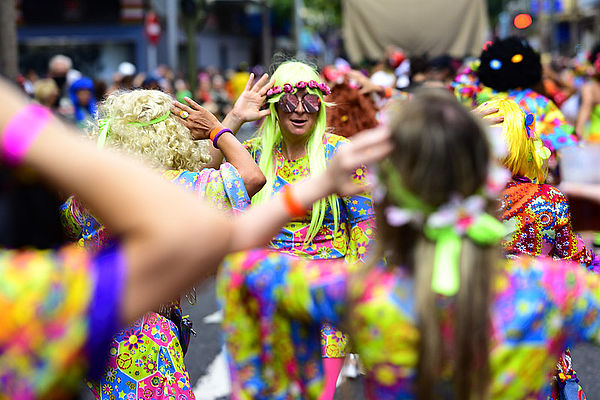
[253,61,340,244]
[484,97,547,183]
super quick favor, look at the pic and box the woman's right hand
[473,102,503,125]
[171,97,221,140]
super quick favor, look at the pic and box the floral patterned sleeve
[161,163,250,214]
[0,244,124,398]
[536,258,600,346]
[551,191,595,267]
[218,249,349,399]
[539,98,578,150]
[342,168,376,264]
[59,195,85,240]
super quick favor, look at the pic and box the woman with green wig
[221,60,376,400]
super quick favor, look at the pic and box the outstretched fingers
[258,76,276,96]
[243,73,256,92]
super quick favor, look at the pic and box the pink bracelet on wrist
[212,128,232,148]
[1,104,52,166]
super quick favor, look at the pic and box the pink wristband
[2,104,52,166]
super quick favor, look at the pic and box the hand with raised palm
[223,73,275,133]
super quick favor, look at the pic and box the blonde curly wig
[90,89,211,171]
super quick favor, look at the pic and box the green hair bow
[380,161,507,296]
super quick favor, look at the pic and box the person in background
[69,77,97,129]
[33,78,60,110]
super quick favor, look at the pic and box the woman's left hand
[324,126,393,197]
[230,73,274,124]
[171,97,221,140]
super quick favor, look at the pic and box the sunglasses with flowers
[277,93,321,114]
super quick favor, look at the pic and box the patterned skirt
[88,312,195,400]
[321,322,348,358]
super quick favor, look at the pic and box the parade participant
[225,60,376,399]
[60,89,265,400]
[325,80,379,138]
[0,77,390,399]
[69,77,97,129]
[485,98,595,265]
[486,97,596,399]
[218,90,600,399]
[454,36,578,154]
[575,42,600,142]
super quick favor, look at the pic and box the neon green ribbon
[426,226,462,296]
[97,118,112,149]
[425,213,506,296]
[381,160,434,214]
[128,112,170,127]
[96,112,170,149]
[379,161,506,296]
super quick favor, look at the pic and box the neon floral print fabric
[500,180,595,268]
[244,133,375,358]
[244,133,375,263]
[218,248,600,400]
[453,71,578,152]
[60,163,250,251]
[0,245,123,400]
[59,163,250,400]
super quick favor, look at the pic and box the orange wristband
[209,126,222,142]
[282,185,306,217]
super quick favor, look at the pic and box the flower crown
[266,80,331,98]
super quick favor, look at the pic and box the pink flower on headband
[296,81,307,89]
[272,85,282,94]
[283,83,294,93]
[266,88,274,96]
[308,80,318,89]
[318,82,331,95]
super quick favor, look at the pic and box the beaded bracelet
[1,104,52,166]
[282,184,306,217]
[209,127,233,148]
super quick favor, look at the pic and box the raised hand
[171,97,221,140]
[473,102,504,125]
[223,73,274,133]
[325,126,393,197]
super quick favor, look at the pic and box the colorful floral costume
[453,70,578,153]
[244,133,375,358]
[1,244,124,399]
[501,180,595,268]
[500,178,596,399]
[60,163,250,400]
[218,249,600,399]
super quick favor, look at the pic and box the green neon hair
[252,61,340,243]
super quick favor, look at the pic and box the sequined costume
[501,179,595,267]
[218,249,600,400]
[60,163,250,400]
[1,245,124,400]
[453,70,578,153]
[244,133,375,358]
